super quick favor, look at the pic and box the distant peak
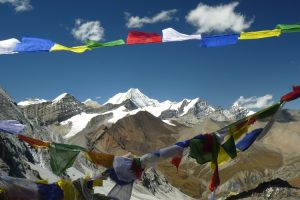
[52,93,69,103]
[105,88,160,108]
[18,98,48,106]
[128,88,141,93]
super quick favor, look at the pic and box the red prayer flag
[171,156,182,173]
[293,85,300,92]
[17,134,50,148]
[209,162,220,192]
[127,31,162,44]
[281,85,300,102]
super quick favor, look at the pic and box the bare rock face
[94,111,178,155]
[226,178,300,200]
[0,88,40,178]
[20,93,84,125]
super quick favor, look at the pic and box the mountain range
[1,87,300,199]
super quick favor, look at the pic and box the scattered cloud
[125,9,178,28]
[95,96,101,100]
[233,94,274,110]
[71,19,104,42]
[186,2,253,33]
[0,0,33,12]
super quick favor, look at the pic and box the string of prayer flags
[0,120,26,134]
[239,29,281,40]
[276,23,300,33]
[0,38,20,54]
[49,43,90,53]
[162,28,201,42]
[85,39,125,48]
[14,37,55,52]
[1,22,300,55]
[127,31,162,44]
[200,34,239,48]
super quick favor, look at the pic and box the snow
[162,120,176,126]
[18,99,47,106]
[61,112,99,139]
[170,99,188,111]
[103,106,141,123]
[247,110,256,116]
[105,88,160,108]
[181,98,199,116]
[83,98,101,107]
[52,93,68,103]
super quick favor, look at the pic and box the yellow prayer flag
[56,179,82,200]
[92,179,103,187]
[86,151,114,168]
[50,43,90,53]
[239,29,281,40]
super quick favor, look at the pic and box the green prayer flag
[255,103,281,120]
[276,23,300,33]
[221,136,237,159]
[85,39,125,48]
[49,143,84,175]
[189,134,219,165]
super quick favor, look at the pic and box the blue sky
[0,0,300,109]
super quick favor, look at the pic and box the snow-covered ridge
[61,112,99,139]
[18,98,48,106]
[52,92,68,103]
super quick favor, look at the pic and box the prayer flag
[127,31,162,44]
[14,37,55,52]
[236,128,263,151]
[200,34,239,47]
[189,134,219,164]
[112,156,135,183]
[0,120,26,135]
[276,23,300,33]
[85,39,125,48]
[50,44,90,53]
[239,29,281,40]
[86,151,114,168]
[162,28,201,42]
[49,143,84,175]
[0,38,20,54]
[17,134,50,148]
[281,85,300,102]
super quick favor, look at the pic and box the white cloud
[95,96,101,100]
[71,19,104,42]
[0,0,32,12]
[186,2,253,33]
[233,94,274,110]
[126,9,178,28]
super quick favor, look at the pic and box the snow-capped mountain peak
[105,88,160,108]
[52,93,69,103]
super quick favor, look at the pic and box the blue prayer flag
[200,34,239,48]
[0,120,26,135]
[236,128,263,151]
[14,37,55,52]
